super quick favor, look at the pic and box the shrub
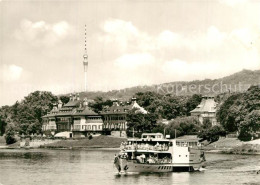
[198,125,226,143]
[88,135,93,140]
[5,123,16,145]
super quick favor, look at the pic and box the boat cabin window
[129,152,172,164]
[176,141,198,147]
[141,133,164,139]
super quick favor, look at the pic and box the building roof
[55,107,76,116]
[63,100,81,107]
[42,108,59,118]
[101,99,147,115]
[132,101,148,114]
[101,104,130,115]
[73,107,99,116]
[190,97,217,114]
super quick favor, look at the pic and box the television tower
[83,25,88,92]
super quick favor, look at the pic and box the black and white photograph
[0,0,260,184]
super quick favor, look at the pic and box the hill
[63,69,260,101]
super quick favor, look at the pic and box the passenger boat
[114,133,205,173]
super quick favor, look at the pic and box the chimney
[72,93,76,101]
[131,97,137,104]
[58,100,62,108]
[112,99,119,106]
[53,103,58,110]
[83,98,88,106]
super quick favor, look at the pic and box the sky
[0,0,260,106]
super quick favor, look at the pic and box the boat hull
[114,158,203,173]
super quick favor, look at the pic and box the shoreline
[0,145,121,151]
[1,136,260,155]
[205,149,260,155]
[2,145,260,155]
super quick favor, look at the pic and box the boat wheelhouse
[114,133,205,173]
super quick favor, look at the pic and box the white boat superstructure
[114,133,205,173]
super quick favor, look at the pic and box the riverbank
[0,135,127,149]
[40,135,127,149]
[2,135,260,154]
[205,138,260,155]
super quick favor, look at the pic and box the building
[42,95,148,137]
[190,96,218,126]
[42,94,103,137]
[101,98,147,131]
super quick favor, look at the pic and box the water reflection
[114,171,191,185]
[0,149,259,185]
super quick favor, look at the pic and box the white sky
[0,0,260,106]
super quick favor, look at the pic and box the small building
[190,96,217,126]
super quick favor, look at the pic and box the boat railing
[120,143,169,151]
[132,157,172,164]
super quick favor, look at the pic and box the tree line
[1,85,259,144]
[0,91,59,144]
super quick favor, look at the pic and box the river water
[0,149,259,185]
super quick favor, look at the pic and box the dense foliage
[0,91,58,142]
[238,110,260,141]
[5,123,16,145]
[59,95,70,104]
[217,86,260,141]
[135,92,202,120]
[126,108,158,137]
[165,116,201,138]
[198,125,226,143]
[88,96,113,113]
[0,106,9,136]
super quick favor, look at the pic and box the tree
[135,91,197,120]
[238,110,260,141]
[217,93,242,132]
[185,94,202,115]
[88,96,113,113]
[59,95,70,104]
[166,116,201,138]
[0,105,13,136]
[5,123,16,145]
[0,110,8,136]
[1,91,58,135]
[198,125,226,143]
[126,108,157,137]
[217,85,260,140]
[202,118,212,129]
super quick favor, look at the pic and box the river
[0,149,259,185]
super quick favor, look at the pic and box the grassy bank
[41,135,127,149]
[205,138,260,155]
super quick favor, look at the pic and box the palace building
[42,94,103,137]
[42,95,147,137]
[190,96,218,126]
